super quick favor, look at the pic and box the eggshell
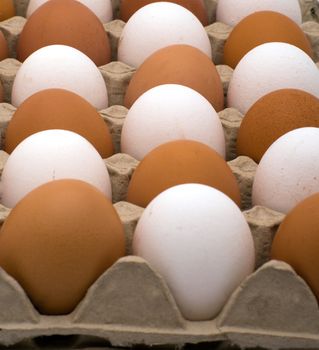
[11,45,108,109]
[124,45,224,111]
[271,192,319,301]
[17,0,111,66]
[119,0,208,25]
[0,0,15,21]
[127,140,241,208]
[118,2,211,68]
[0,179,125,314]
[227,42,319,115]
[237,89,319,163]
[0,129,112,208]
[121,84,225,160]
[216,0,302,26]
[5,88,113,158]
[26,0,113,23]
[252,127,319,214]
[0,31,9,62]
[224,11,313,69]
[133,183,255,320]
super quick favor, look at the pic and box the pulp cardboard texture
[0,0,317,348]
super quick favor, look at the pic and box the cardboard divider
[0,258,317,348]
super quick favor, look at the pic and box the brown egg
[237,89,319,163]
[224,11,313,68]
[271,193,319,301]
[127,140,240,208]
[17,0,110,66]
[4,89,113,157]
[0,31,9,61]
[0,0,15,21]
[0,179,125,315]
[120,0,208,26]
[124,45,224,111]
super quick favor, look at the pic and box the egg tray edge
[0,257,318,349]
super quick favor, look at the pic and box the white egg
[0,130,111,208]
[118,2,211,68]
[133,183,255,321]
[252,127,319,214]
[11,45,108,110]
[216,0,302,26]
[227,42,319,115]
[26,0,113,23]
[121,84,225,160]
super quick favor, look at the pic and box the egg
[0,129,112,208]
[252,127,319,214]
[0,179,125,314]
[118,2,211,68]
[237,89,319,163]
[127,140,241,208]
[133,183,255,320]
[17,0,110,66]
[224,11,313,69]
[124,45,224,111]
[26,0,113,23]
[11,45,108,109]
[121,84,225,160]
[227,42,319,115]
[271,192,319,301]
[0,31,8,62]
[5,88,113,158]
[0,0,15,21]
[216,0,302,26]
[119,0,208,25]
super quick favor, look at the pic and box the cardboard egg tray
[0,0,318,348]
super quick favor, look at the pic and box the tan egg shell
[120,0,208,25]
[17,0,111,66]
[4,88,113,158]
[0,179,125,315]
[224,11,313,69]
[124,45,224,111]
[237,89,319,163]
[127,140,241,208]
[0,0,15,21]
[271,192,319,301]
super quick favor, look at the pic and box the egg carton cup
[0,251,317,349]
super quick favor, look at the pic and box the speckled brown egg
[0,31,9,62]
[120,0,208,25]
[17,0,110,66]
[127,140,241,208]
[124,45,224,111]
[271,192,319,301]
[0,179,125,315]
[237,89,319,163]
[224,11,313,68]
[4,88,113,157]
[0,0,15,21]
